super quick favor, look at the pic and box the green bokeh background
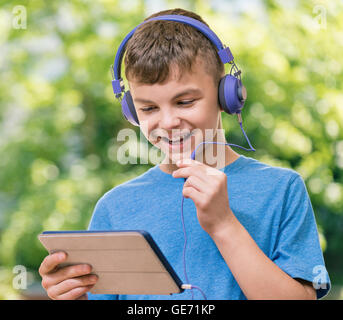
[0,0,342,299]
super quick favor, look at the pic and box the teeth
[164,133,190,143]
[169,139,182,144]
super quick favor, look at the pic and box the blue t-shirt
[87,155,330,300]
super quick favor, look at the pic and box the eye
[177,99,195,105]
[141,106,156,112]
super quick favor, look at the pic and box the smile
[161,132,192,144]
[157,133,192,152]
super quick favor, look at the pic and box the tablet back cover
[38,231,183,295]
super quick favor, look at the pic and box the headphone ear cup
[218,74,246,115]
[121,91,140,126]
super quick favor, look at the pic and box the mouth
[159,132,192,145]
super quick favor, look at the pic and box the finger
[173,166,208,183]
[176,159,224,178]
[48,274,98,299]
[182,186,203,207]
[43,264,93,289]
[184,175,208,193]
[56,284,95,300]
[39,252,67,276]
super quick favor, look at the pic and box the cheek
[193,100,218,125]
[140,126,163,146]
[137,118,154,139]
[137,122,148,138]
[138,125,154,145]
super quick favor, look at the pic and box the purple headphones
[111,14,247,127]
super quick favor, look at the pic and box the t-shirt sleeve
[87,196,119,301]
[271,174,331,299]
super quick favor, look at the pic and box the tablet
[38,230,184,295]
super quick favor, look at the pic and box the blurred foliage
[0,0,342,299]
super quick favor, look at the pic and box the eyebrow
[134,88,202,104]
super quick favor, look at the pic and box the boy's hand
[172,159,234,236]
[39,251,98,300]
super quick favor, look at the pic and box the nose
[158,107,181,130]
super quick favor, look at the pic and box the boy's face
[128,57,223,164]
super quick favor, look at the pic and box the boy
[38,8,330,300]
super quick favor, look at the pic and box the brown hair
[124,8,224,86]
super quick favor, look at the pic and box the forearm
[211,211,314,300]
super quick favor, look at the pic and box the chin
[166,152,193,165]
[152,147,185,164]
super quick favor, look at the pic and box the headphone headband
[112,15,235,97]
